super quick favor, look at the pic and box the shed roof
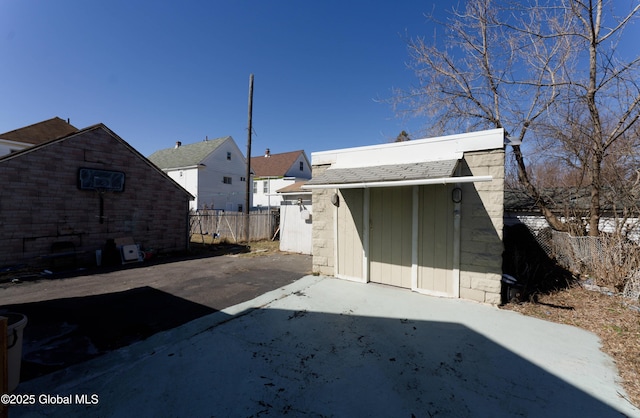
[148,137,229,169]
[0,117,78,145]
[277,181,310,194]
[250,150,307,177]
[305,128,503,189]
[304,160,464,189]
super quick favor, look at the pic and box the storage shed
[305,129,505,304]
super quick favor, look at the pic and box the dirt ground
[501,285,640,408]
[0,241,312,383]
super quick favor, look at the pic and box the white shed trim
[303,175,493,189]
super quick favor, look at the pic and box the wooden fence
[190,210,278,243]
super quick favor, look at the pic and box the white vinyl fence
[279,201,312,254]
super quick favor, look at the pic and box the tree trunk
[588,150,602,236]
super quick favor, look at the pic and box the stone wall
[310,165,335,275]
[458,149,505,304]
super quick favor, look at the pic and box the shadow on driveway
[13,300,633,417]
[3,287,217,382]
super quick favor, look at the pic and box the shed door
[418,185,455,295]
[336,189,364,281]
[368,187,413,288]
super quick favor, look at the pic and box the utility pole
[244,74,254,243]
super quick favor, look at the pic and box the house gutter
[302,175,493,190]
[163,164,205,171]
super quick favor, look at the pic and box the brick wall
[0,126,191,267]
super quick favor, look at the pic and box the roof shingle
[0,117,78,145]
[306,160,459,186]
[148,137,229,169]
[250,150,306,177]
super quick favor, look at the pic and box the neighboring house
[0,117,77,157]
[251,149,311,209]
[305,129,505,304]
[277,181,312,254]
[0,123,193,267]
[504,187,640,239]
[148,137,248,212]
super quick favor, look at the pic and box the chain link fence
[529,226,640,299]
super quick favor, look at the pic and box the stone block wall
[310,165,334,275]
[458,149,505,304]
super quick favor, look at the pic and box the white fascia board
[275,192,312,196]
[302,175,493,190]
[0,138,31,147]
[164,164,205,171]
[310,128,504,168]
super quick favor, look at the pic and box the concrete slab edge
[18,275,326,393]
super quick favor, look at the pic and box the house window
[300,161,304,171]
[223,176,232,184]
[240,176,246,182]
[263,181,268,193]
[227,152,231,160]
[253,181,258,193]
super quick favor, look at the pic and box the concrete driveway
[9,275,640,417]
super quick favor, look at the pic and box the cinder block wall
[310,165,334,275]
[0,127,191,267]
[459,149,505,304]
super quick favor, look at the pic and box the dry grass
[189,235,281,257]
[240,240,281,257]
[501,285,640,408]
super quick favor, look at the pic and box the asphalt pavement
[1,250,312,382]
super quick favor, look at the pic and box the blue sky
[0,1,446,158]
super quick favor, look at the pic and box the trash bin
[4,312,28,393]
[501,274,523,304]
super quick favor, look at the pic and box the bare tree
[395,0,640,236]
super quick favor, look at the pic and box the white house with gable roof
[149,137,249,211]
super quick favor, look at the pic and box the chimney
[265,148,270,157]
[175,141,182,149]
